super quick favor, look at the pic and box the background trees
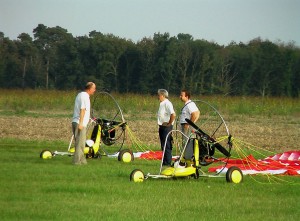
[0,24,299,97]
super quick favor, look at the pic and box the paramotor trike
[130,100,243,184]
[40,91,134,162]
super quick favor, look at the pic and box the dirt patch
[0,115,159,145]
[0,116,71,141]
[0,114,299,151]
[227,115,300,151]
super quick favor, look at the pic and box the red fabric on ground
[136,150,300,176]
[208,151,300,176]
[139,151,163,160]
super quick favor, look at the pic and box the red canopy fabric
[135,150,300,175]
[208,151,300,176]
[139,151,164,160]
[137,151,179,160]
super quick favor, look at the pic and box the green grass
[0,139,299,221]
[1,89,300,117]
[1,90,299,220]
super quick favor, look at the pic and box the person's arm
[190,110,200,123]
[78,108,86,130]
[162,113,176,126]
[168,113,176,126]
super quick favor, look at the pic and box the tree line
[1,24,299,97]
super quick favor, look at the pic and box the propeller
[185,118,231,157]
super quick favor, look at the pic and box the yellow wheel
[40,150,53,159]
[226,166,243,183]
[130,169,145,182]
[118,149,134,163]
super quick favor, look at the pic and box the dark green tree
[0,25,299,97]
[16,33,38,89]
[152,32,177,92]
[175,33,193,90]
[136,37,156,93]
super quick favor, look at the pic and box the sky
[1,0,300,46]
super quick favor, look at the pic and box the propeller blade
[185,118,230,157]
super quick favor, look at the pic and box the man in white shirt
[72,82,96,165]
[179,89,200,161]
[157,89,176,166]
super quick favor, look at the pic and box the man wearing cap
[72,82,96,165]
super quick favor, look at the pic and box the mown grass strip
[0,139,299,221]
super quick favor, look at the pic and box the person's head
[85,82,96,96]
[157,89,168,102]
[180,89,191,103]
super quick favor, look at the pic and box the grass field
[0,139,299,221]
[0,90,300,220]
[1,89,300,117]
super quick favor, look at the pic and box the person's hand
[78,124,83,130]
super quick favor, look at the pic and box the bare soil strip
[0,114,299,151]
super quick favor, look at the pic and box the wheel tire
[226,166,243,183]
[94,151,102,159]
[86,148,94,159]
[40,150,53,159]
[118,149,134,163]
[193,168,200,179]
[130,169,145,182]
